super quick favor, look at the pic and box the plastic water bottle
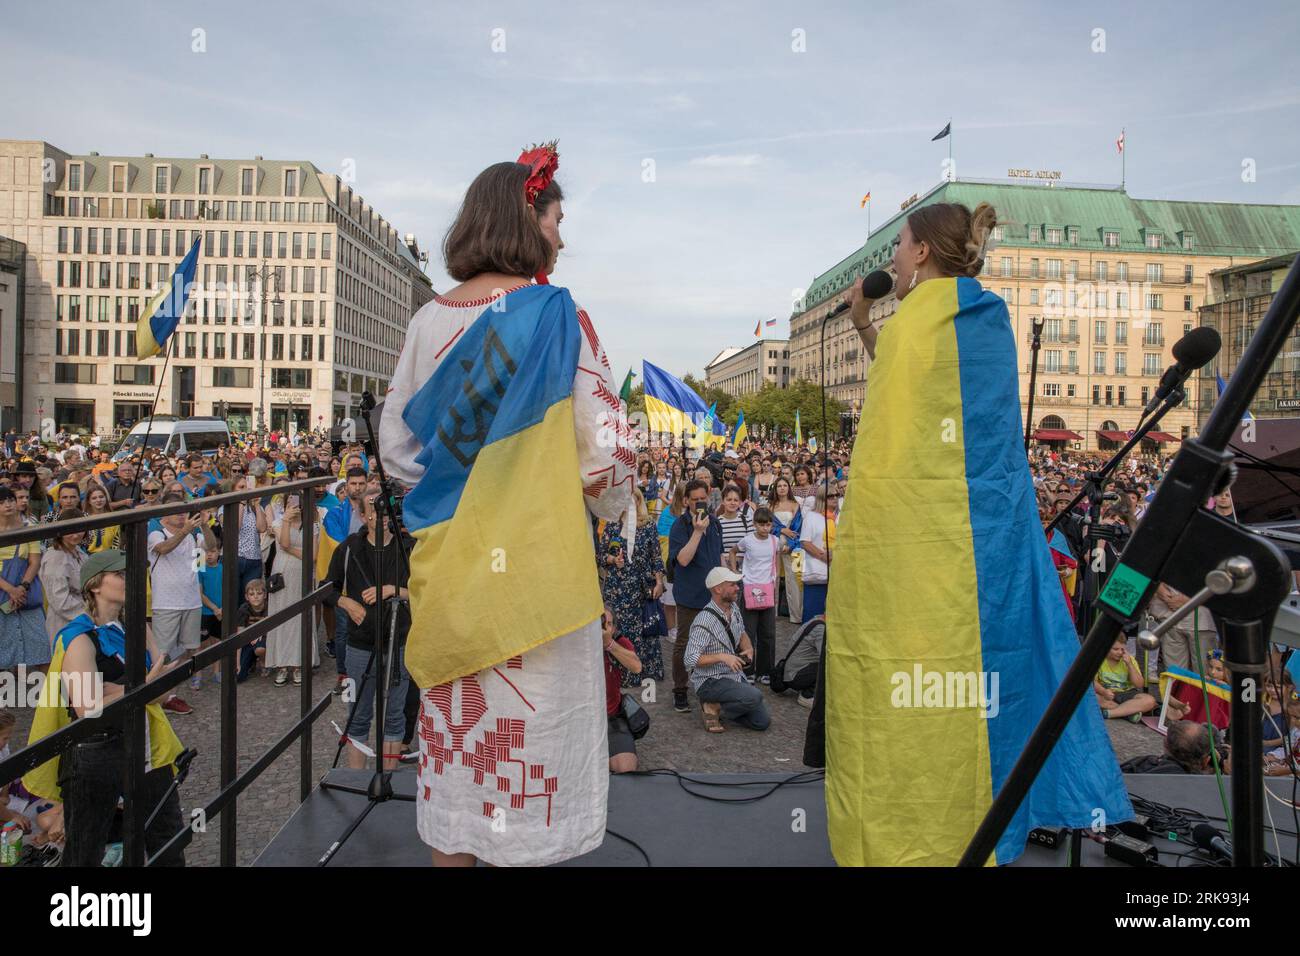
[0,821,20,866]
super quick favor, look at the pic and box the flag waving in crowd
[136,236,201,360]
[732,410,747,448]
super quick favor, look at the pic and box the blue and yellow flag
[732,411,747,448]
[692,402,717,449]
[136,237,201,360]
[643,361,709,438]
[24,615,183,801]
[794,410,802,447]
[1216,373,1254,423]
[825,277,1131,866]
[316,498,354,583]
[400,285,601,687]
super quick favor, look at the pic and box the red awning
[1096,430,1129,442]
[1145,431,1180,443]
[1032,429,1084,442]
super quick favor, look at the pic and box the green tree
[625,383,645,415]
[736,379,845,442]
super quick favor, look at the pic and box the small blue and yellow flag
[732,410,747,448]
[794,410,802,447]
[1216,373,1254,423]
[808,435,817,454]
[399,285,603,687]
[691,402,718,449]
[136,237,201,360]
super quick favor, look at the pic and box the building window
[1094,351,1106,374]
[1094,320,1106,343]
[1029,226,1040,243]
[114,364,154,385]
[1146,233,1162,249]
[1115,352,1127,375]
[1118,385,1126,405]
[1067,226,1079,245]
[1145,293,1162,311]
[1184,264,1193,283]
[1094,261,1107,281]
[1092,385,1100,405]
[284,169,298,197]
[1184,295,1193,311]
[111,165,126,192]
[1182,233,1194,251]
[1105,385,1113,405]
[213,366,253,388]
[154,166,168,193]
[1030,289,1039,305]
[1143,353,1161,375]
[1046,259,1062,278]
[1146,263,1162,282]
[1046,228,1061,245]
[1067,384,1077,398]
[198,167,211,195]
[1000,256,1011,276]
[1103,231,1119,248]
[55,363,96,384]
[1043,383,1060,397]
[241,169,254,196]
[1044,350,1062,372]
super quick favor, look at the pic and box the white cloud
[689,153,764,167]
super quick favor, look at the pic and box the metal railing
[0,475,336,866]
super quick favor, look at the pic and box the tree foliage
[734,379,847,441]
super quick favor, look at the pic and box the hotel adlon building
[788,177,1300,452]
[0,139,434,436]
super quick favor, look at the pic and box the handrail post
[299,484,316,801]
[122,520,150,867]
[219,500,241,866]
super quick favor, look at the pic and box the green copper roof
[803,180,1300,309]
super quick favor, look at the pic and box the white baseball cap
[705,567,743,589]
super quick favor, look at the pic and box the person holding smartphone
[666,479,723,714]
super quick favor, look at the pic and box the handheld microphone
[1141,326,1221,416]
[825,270,895,319]
[1191,822,1232,862]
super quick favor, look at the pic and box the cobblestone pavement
[9,617,1155,866]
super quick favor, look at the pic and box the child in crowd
[235,578,268,682]
[198,545,224,683]
[0,708,60,847]
[729,506,784,683]
[1265,683,1300,775]
[1094,637,1157,722]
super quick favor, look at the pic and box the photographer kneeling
[684,567,770,733]
[23,549,187,866]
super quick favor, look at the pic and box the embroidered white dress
[380,285,634,866]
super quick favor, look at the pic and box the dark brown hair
[907,201,997,277]
[53,508,86,554]
[443,162,562,282]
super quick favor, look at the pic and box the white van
[113,416,232,462]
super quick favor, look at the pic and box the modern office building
[0,139,434,436]
[788,178,1300,449]
[1196,253,1299,424]
[0,235,23,430]
[704,338,790,397]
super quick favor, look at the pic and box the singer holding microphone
[824,201,1132,866]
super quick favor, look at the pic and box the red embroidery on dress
[419,660,559,827]
[583,475,608,498]
[576,309,599,358]
[433,325,465,360]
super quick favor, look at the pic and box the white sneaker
[796,694,814,709]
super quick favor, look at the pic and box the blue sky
[4,0,1299,380]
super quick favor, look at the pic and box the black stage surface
[255,768,1300,867]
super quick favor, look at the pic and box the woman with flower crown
[381,144,635,866]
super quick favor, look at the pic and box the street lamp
[245,259,282,444]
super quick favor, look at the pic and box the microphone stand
[318,389,416,866]
[959,254,1300,868]
[1024,318,1044,454]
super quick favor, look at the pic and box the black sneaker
[323,640,336,659]
[673,690,689,713]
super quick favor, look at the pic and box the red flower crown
[516,140,559,206]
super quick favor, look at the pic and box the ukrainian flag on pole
[136,236,201,360]
[691,402,717,449]
[794,410,802,446]
[643,361,710,437]
[732,410,747,448]
[399,285,603,688]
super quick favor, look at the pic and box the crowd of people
[0,425,419,865]
[2,412,1297,865]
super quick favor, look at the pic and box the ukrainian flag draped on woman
[399,284,605,687]
[826,220,1131,866]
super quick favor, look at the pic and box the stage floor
[255,768,1299,867]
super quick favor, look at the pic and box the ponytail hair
[906,201,998,278]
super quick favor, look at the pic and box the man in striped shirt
[684,567,771,733]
